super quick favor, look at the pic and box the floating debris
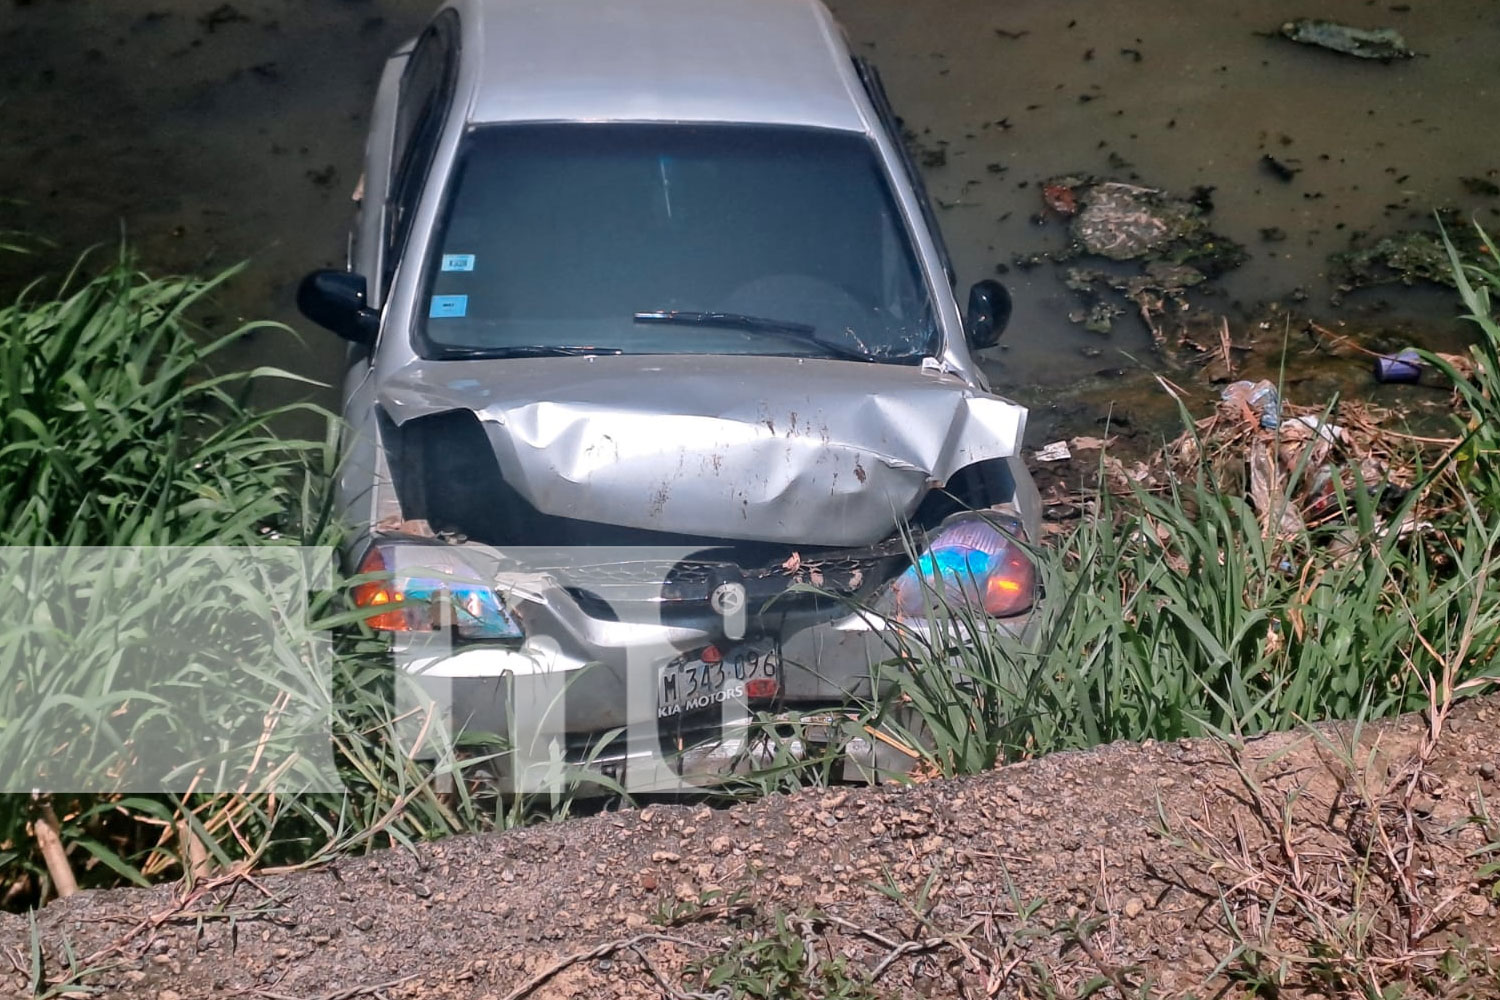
[1260,154,1299,182]
[1220,379,1281,430]
[1065,261,1207,336]
[1039,175,1245,343]
[1374,347,1424,384]
[1042,182,1079,216]
[1062,179,1196,260]
[1103,389,1430,542]
[1066,299,1126,335]
[1045,176,1247,272]
[901,128,948,170]
[1035,440,1073,463]
[1330,230,1455,291]
[1461,176,1500,198]
[1277,19,1414,60]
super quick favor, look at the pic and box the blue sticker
[429,294,469,318]
[441,253,476,272]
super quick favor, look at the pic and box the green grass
[0,255,324,547]
[0,255,524,907]
[864,223,1500,778]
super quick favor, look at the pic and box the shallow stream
[2,0,1496,453]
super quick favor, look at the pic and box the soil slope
[4,698,1499,999]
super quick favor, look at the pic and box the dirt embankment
[5,698,1499,999]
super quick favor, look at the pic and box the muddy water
[2,0,1496,446]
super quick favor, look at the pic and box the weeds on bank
[1150,538,1500,999]
[804,222,1500,785]
[0,256,572,916]
[542,867,1164,1000]
[1154,711,1500,997]
[1433,221,1500,509]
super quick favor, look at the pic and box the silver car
[298,0,1040,793]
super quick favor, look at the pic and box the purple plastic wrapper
[1374,348,1422,384]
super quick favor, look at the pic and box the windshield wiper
[633,310,870,361]
[430,345,624,360]
[634,310,814,336]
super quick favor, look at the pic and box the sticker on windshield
[429,294,468,318]
[440,253,475,272]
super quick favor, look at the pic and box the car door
[338,11,462,542]
[352,12,461,310]
[379,10,460,306]
[350,43,412,293]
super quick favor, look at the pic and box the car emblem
[709,581,747,618]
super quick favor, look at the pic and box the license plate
[657,644,779,719]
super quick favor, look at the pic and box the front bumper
[384,590,1033,795]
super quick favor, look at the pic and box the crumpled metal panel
[377,354,1026,546]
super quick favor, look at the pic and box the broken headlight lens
[352,544,523,639]
[893,511,1035,619]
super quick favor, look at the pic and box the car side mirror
[965,279,1012,350]
[297,269,379,345]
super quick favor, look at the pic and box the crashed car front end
[300,6,1047,793]
[347,354,1039,793]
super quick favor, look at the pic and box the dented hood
[378,355,1026,546]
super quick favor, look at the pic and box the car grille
[543,537,910,623]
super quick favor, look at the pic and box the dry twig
[499,933,705,1000]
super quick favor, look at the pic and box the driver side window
[384,12,459,293]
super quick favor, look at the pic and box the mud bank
[5,696,1498,998]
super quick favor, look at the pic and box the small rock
[651,851,681,864]
[1479,761,1496,780]
[1005,784,1025,801]
[710,836,732,855]
[158,991,183,1000]
[1123,897,1146,919]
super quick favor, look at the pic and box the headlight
[893,511,1035,619]
[352,543,523,640]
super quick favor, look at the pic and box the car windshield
[414,124,939,362]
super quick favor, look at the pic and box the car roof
[449,0,873,132]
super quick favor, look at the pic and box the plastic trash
[1220,379,1281,429]
[1283,415,1344,445]
[1374,347,1423,384]
[1278,19,1414,60]
[1035,440,1072,462]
